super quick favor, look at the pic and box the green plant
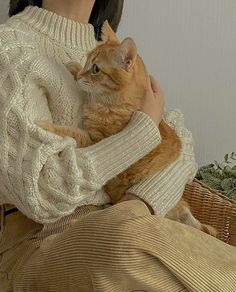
[196,152,236,201]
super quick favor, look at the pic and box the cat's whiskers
[84,83,97,104]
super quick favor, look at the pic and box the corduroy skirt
[0,200,236,292]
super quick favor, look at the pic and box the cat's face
[76,21,138,104]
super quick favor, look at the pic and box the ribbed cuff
[76,111,161,188]
[128,159,198,216]
[128,109,198,216]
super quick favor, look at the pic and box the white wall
[118,0,236,166]
[0,0,8,23]
[1,0,235,166]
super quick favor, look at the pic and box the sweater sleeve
[128,110,198,216]
[0,48,161,224]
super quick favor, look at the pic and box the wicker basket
[183,179,236,246]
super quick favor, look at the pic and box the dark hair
[9,0,124,40]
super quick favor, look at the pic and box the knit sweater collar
[14,6,97,51]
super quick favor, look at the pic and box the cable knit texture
[0,6,197,223]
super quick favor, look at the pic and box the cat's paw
[38,120,56,134]
[200,224,218,238]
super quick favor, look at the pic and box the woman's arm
[127,110,198,216]
[0,47,161,224]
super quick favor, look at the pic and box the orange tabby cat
[40,21,217,237]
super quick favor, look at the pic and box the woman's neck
[42,0,95,23]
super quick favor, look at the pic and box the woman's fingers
[140,75,164,127]
[150,75,164,108]
[149,74,159,94]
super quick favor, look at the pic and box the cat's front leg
[39,121,93,148]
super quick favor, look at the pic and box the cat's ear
[116,38,137,72]
[101,20,119,43]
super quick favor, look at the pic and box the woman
[0,0,235,291]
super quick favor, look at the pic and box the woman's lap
[1,200,236,292]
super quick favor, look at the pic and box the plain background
[0,0,235,166]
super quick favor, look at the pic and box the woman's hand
[141,75,164,127]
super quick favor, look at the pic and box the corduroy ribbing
[3,201,236,292]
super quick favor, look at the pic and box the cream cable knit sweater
[0,6,197,223]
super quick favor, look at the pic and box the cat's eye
[92,64,101,75]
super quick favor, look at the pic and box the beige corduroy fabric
[1,201,236,292]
